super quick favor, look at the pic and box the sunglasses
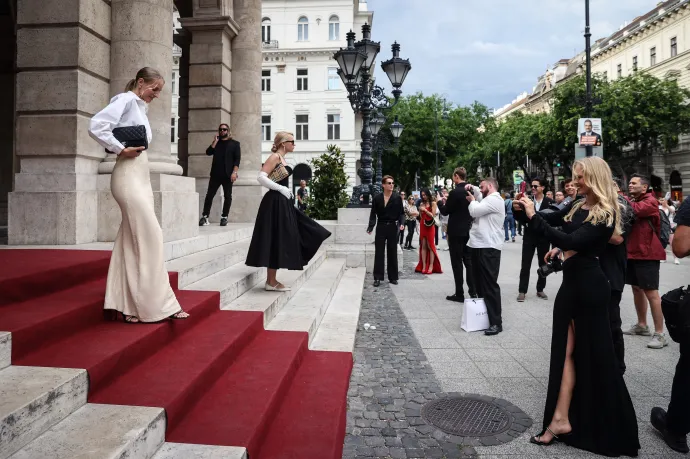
[283,140,295,144]
[219,128,228,132]
[385,181,394,185]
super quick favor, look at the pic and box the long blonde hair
[564,157,621,236]
[271,131,294,153]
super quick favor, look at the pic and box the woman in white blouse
[89,67,189,323]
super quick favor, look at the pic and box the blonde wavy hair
[271,131,294,153]
[564,156,622,236]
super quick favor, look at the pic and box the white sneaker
[674,258,680,265]
[647,333,669,349]
[623,323,652,336]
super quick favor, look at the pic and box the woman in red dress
[416,188,443,274]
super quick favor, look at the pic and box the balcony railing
[262,40,279,49]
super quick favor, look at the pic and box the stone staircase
[0,225,366,459]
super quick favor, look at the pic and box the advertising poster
[578,118,603,147]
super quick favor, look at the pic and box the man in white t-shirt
[465,177,506,336]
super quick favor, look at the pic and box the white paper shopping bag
[461,298,490,332]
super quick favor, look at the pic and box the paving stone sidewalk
[343,257,478,458]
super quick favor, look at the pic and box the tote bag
[461,298,490,332]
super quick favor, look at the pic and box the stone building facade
[1,0,263,244]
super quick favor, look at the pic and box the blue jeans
[504,216,516,240]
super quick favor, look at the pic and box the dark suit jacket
[438,182,472,238]
[367,193,405,233]
[515,195,555,243]
[206,138,241,178]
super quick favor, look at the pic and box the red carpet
[0,249,353,458]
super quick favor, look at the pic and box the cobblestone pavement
[383,236,687,459]
[343,251,478,458]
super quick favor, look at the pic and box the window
[602,71,608,82]
[171,117,176,143]
[329,15,340,40]
[327,114,340,140]
[298,17,309,41]
[261,115,271,141]
[671,37,678,57]
[262,18,271,43]
[617,63,622,78]
[650,47,657,66]
[297,69,308,91]
[172,72,176,94]
[296,114,309,140]
[328,67,339,90]
[262,69,271,92]
[632,56,638,72]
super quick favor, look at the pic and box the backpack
[648,209,671,249]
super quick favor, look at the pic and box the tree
[305,144,350,220]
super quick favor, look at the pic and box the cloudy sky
[367,0,661,110]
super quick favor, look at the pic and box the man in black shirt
[651,195,690,454]
[438,167,476,302]
[199,123,241,227]
[367,175,405,287]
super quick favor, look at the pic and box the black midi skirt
[542,254,640,457]
[245,190,331,270]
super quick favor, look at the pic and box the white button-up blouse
[89,91,152,155]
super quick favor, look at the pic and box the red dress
[415,205,443,274]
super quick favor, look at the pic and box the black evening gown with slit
[245,165,331,270]
[526,204,640,457]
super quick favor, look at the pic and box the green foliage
[305,144,350,220]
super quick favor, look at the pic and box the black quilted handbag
[112,125,148,150]
[661,285,690,343]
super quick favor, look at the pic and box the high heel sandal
[105,310,140,323]
[168,310,189,320]
[530,427,572,446]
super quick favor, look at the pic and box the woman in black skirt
[515,157,640,457]
[245,131,331,291]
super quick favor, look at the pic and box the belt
[380,221,398,225]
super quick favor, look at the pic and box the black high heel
[104,310,139,323]
[530,427,572,446]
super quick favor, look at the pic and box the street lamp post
[584,0,594,157]
[434,99,449,188]
[333,24,411,207]
[370,113,404,196]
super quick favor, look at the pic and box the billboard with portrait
[578,118,603,147]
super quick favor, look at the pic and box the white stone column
[98,0,182,176]
[228,0,264,222]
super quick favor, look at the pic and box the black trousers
[447,234,476,297]
[202,175,233,217]
[471,248,502,327]
[404,220,416,247]
[374,222,399,281]
[667,339,690,436]
[609,289,626,375]
[398,224,405,245]
[519,237,550,293]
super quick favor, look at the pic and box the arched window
[298,16,309,41]
[329,15,340,40]
[262,17,271,43]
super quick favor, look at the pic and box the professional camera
[538,256,563,278]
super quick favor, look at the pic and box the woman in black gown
[515,157,640,457]
[245,131,331,291]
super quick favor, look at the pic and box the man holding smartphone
[199,123,241,227]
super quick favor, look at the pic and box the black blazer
[367,193,405,233]
[516,195,555,243]
[206,138,241,178]
[438,182,472,238]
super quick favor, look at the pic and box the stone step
[325,242,404,271]
[184,262,266,307]
[166,239,251,288]
[0,366,87,459]
[0,332,9,369]
[153,443,247,459]
[267,258,346,346]
[10,403,165,459]
[164,224,253,261]
[311,267,367,353]
[333,224,376,244]
[222,251,327,327]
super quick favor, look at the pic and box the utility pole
[584,0,594,157]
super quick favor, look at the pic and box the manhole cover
[421,395,512,437]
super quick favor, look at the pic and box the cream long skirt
[104,151,181,322]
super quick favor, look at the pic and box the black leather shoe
[373,280,381,287]
[390,280,398,285]
[484,325,503,336]
[446,294,464,303]
[651,407,690,453]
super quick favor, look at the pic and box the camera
[538,256,563,278]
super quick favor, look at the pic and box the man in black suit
[517,177,554,302]
[579,119,602,147]
[199,123,241,227]
[438,167,476,303]
[367,175,406,287]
